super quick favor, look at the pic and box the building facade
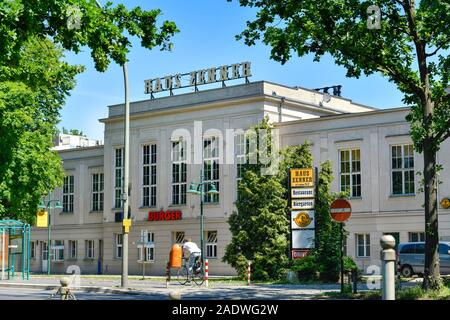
[29,80,450,275]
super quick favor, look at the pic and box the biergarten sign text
[144,62,252,98]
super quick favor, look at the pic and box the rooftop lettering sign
[144,62,252,98]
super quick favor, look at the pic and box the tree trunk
[422,141,441,290]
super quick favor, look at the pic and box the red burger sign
[148,210,182,221]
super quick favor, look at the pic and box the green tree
[0,38,80,222]
[60,127,85,136]
[314,161,342,282]
[223,118,289,280]
[279,146,343,282]
[0,1,178,72]
[229,0,450,290]
[0,1,178,222]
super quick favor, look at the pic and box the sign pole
[287,167,292,260]
[330,198,352,294]
[1,229,5,280]
[141,232,145,280]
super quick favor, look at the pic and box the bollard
[247,261,251,286]
[204,259,209,287]
[169,291,181,300]
[60,277,70,300]
[166,261,171,288]
[380,235,396,300]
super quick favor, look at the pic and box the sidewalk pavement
[0,274,421,299]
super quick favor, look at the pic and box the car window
[439,244,450,255]
[400,244,414,254]
[415,243,425,254]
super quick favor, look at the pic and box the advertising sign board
[291,211,315,229]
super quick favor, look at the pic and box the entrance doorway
[41,242,48,273]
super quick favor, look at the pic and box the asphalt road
[0,279,420,300]
[0,287,165,300]
[0,285,341,300]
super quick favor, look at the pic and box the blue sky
[60,0,405,140]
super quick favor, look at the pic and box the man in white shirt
[182,238,201,274]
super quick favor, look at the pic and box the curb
[0,283,147,295]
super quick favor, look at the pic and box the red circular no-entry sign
[330,199,352,222]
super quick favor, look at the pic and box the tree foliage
[60,127,85,136]
[0,1,178,222]
[314,161,342,282]
[0,38,80,222]
[0,0,179,71]
[229,0,449,290]
[223,118,289,280]
[224,117,345,281]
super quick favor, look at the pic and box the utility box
[169,244,182,268]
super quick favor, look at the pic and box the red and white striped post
[204,259,209,287]
[166,261,171,288]
[247,261,252,286]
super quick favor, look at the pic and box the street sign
[330,198,352,222]
[292,229,315,249]
[291,199,314,210]
[122,218,132,233]
[290,168,314,187]
[291,188,314,199]
[289,168,316,255]
[36,210,48,228]
[441,198,450,209]
[292,249,309,259]
[9,235,22,254]
[291,211,315,229]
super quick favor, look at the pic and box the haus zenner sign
[144,62,252,98]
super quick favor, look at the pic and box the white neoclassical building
[29,79,450,275]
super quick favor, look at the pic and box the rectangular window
[173,231,185,244]
[85,240,94,259]
[92,173,104,211]
[142,144,157,207]
[115,234,123,259]
[68,240,77,259]
[409,232,425,242]
[52,240,64,261]
[356,234,370,258]
[114,148,124,209]
[138,246,155,262]
[30,242,36,259]
[62,175,74,212]
[339,149,361,198]
[42,242,48,260]
[235,132,246,199]
[203,137,220,203]
[391,144,415,195]
[138,230,155,262]
[205,231,218,259]
[172,140,187,205]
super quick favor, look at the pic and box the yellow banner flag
[36,210,48,228]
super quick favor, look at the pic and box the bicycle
[47,287,77,300]
[177,254,204,286]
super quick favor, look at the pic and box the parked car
[397,241,450,277]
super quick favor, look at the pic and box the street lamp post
[94,0,130,289]
[38,198,62,275]
[187,170,219,265]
